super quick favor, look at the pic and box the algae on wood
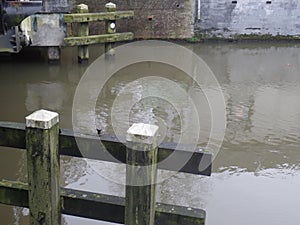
[64,32,133,46]
[25,110,60,225]
[125,123,159,225]
[63,11,134,23]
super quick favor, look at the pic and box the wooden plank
[155,203,206,225]
[63,11,134,23]
[62,188,125,223]
[25,110,61,225]
[0,122,25,149]
[0,180,205,225]
[63,32,134,46]
[0,180,28,208]
[0,122,212,176]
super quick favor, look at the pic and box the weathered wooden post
[125,123,159,225]
[77,3,89,63]
[25,109,60,225]
[105,2,116,54]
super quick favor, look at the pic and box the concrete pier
[43,0,69,62]
[43,0,70,13]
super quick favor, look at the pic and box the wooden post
[105,2,116,55]
[25,109,60,225]
[125,123,159,225]
[77,4,89,63]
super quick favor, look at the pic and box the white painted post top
[127,123,159,145]
[105,2,116,9]
[77,3,88,11]
[25,109,59,129]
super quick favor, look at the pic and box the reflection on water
[0,42,300,225]
[94,64,209,146]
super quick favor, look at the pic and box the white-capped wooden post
[125,123,159,225]
[105,2,116,55]
[77,3,89,62]
[25,109,60,225]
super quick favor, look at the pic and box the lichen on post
[25,109,60,225]
[125,123,159,225]
[77,3,89,63]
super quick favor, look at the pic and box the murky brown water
[1,42,300,225]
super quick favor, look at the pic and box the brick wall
[69,0,195,39]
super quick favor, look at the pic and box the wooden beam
[155,204,206,225]
[0,180,28,208]
[63,11,134,23]
[0,180,205,225]
[63,32,134,46]
[0,122,212,176]
[0,122,25,149]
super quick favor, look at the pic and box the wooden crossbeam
[0,122,212,176]
[63,11,134,23]
[0,180,205,225]
[63,32,134,46]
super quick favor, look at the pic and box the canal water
[0,41,300,225]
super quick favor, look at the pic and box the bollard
[125,123,159,225]
[25,109,60,225]
[105,2,116,55]
[77,4,89,63]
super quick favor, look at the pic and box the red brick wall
[70,0,195,39]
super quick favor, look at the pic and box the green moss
[185,36,202,43]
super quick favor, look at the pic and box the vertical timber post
[25,109,60,225]
[77,4,89,63]
[105,2,116,55]
[125,123,159,225]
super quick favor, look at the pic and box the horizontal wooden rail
[0,180,205,225]
[63,11,134,23]
[63,32,134,46]
[0,122,212,176]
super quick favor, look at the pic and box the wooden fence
[63,2,134,62]
[0,109,212,225]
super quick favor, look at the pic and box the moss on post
[77,4,89,63]
[105,2,117,55]
[25,109,60,225]
[125,123,159,225]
